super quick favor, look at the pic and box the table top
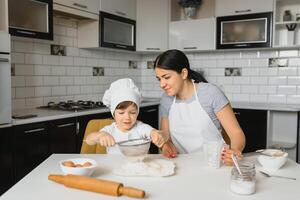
[1,154,300,200]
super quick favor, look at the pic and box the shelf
[275,21,300,25]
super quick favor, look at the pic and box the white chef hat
[102,78,141,116]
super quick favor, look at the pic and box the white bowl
[59,158,97,176]
[257,149,288,171]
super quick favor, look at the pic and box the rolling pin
[48,174,145,198]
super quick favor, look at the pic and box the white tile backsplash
[10,16,300,109]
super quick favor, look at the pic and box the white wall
[11,16,300,110]
[11,16,143,110]
[141,50,300,105]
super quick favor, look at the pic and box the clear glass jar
[230,161,256,195]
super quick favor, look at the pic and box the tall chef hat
[102,78,141,116]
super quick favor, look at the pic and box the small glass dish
[118,138,151,157]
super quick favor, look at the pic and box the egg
[63,161,75,167]
[75,164,83,167]
[83,161,92,167]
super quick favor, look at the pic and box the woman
[154,49,245,165]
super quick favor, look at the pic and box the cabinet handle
[16,30,36,35]
[115,44,127,49]
[143,109,157,113]
[146,48,160,50]
[57,123,75,128]
[76,122,80,135]
[234,112,240,115]
[183,47,197,50]
[24,128,45,134]
[73,3,87,9]
[0,58,9,62]
[115,11,126,16]
[235,9,251,13]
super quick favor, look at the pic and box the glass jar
[230,161,256,195]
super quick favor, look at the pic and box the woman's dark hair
[153,49,207,83]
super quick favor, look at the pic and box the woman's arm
[160,117,177,158]
[216,104,246,165]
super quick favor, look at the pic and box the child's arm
[150,129,169,148]
[85,131,116,147]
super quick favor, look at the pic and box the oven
[216,12,273,49]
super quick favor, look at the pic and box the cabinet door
[138,105,159,154]
[54,0,99,15]
[14,122,49,182]
[100,0,136,19]
[0,128,14,195]
[136,0,169,52]
[49,118,77,154]
[77,112,112,152]
[234,109,267,153]
[169,18,215,51]
[215,0,274,16]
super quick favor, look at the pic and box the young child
[86,78,167,154]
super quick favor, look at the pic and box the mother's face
[155,67,185,96]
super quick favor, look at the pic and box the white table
[1,154,300,200]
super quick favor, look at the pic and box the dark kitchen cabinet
[77,112,112,152]
[233,108,267,153]
[13,122,49,182]
[0,127,14,195]
[48,118,77,154]
[138,105,159,154]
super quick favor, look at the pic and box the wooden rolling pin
[48,174,145,198]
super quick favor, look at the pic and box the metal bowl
[118,138,151,157]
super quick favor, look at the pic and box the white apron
[169,82,223,153]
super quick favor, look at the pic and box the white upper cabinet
[169,18,215,51]
[100,0,136,20]
[215,0,274,16]
[53,0,99,19]
[136,0,169,52]
[273,0,300,47]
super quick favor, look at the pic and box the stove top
[37,100,106,111]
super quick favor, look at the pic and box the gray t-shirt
[159,82,229,130]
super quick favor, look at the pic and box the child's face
[114,103,138,132]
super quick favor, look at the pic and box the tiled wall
[11,16,143,110]
[141,50,300,105]
[11,16,300,110]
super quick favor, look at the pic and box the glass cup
[230,161,256,195]
[203,141,224,169]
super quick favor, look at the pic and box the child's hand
[85,132,101,145]
[98,132,116,147]
[150,130,168,148]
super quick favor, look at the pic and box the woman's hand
[150,130,168,148]
[161,140,177,158]
[221,146,242,166]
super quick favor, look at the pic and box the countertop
[11,99,160,126]
[231,102,300,112]
[1,154,300,200]
[2,99,300,127]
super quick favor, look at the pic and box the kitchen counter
[12,99,160,126]
[1,153,300,200]
[231,102,300,112]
